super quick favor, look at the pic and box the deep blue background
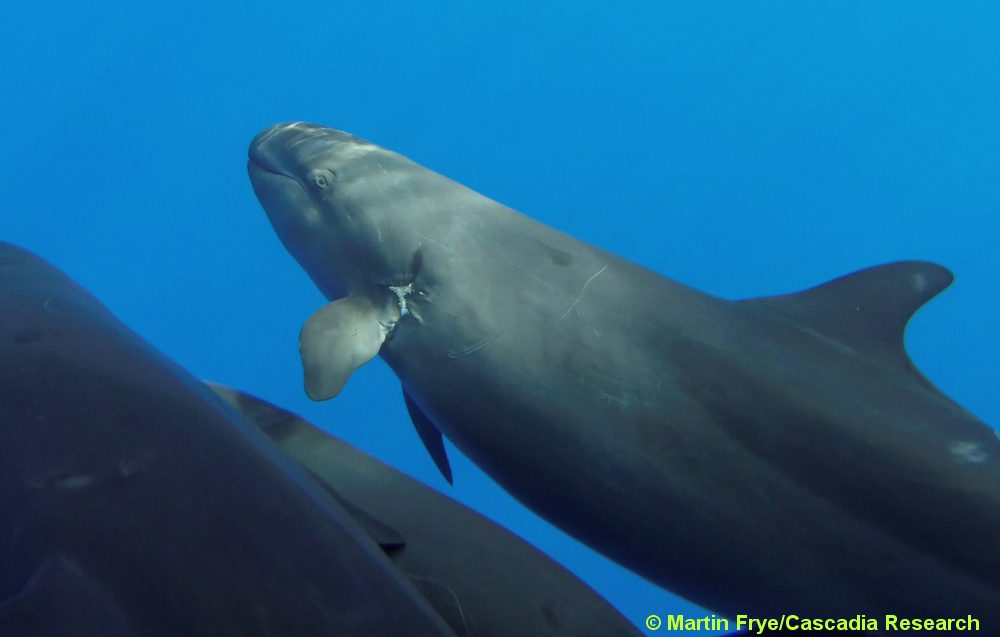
[2,3,997,633]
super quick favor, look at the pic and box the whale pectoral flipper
[404,388,453,485]
[300,296,388,401]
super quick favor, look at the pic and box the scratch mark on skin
[950,440,989,464]
[447,332,501,358]
[561,265,608,319]
[411,577,472,636]
[597,390,632,413]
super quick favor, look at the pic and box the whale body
[248,122,1000,629]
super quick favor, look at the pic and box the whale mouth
[248,123,297,179]
[247,125,318,199]
[247,148,315,235]
[246,157,299,189]
[248,122,311,180]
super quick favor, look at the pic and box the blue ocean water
[2,3,997,633]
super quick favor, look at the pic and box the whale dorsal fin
[313,476,407,554]
[206,383,407,552]
[740,261,953,379]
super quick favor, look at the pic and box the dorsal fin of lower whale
[205,382,408,553]
[740,261,953,382]
[311,474,407,554]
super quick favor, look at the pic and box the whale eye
[309,169,335,190]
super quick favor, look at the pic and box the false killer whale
[211,383,642,637]
[248,122,1000,631]
[0,241,458,637]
